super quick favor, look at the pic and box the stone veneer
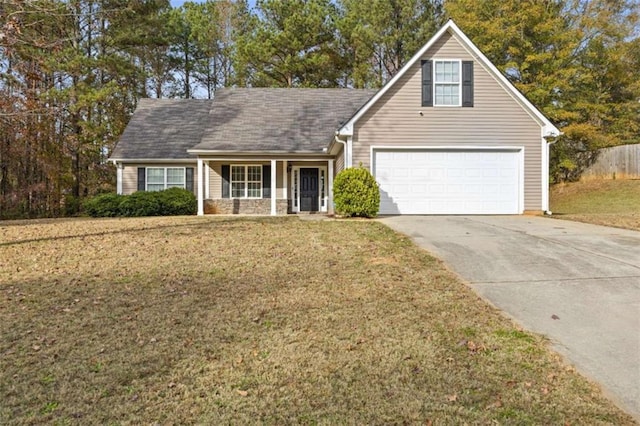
[205,199,288,215]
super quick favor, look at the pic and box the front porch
[195,158,336,216]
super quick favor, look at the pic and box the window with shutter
[228,165,262,198]
[143,167,187,191]
[424,60,474,108]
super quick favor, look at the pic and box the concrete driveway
[380,215,640,420]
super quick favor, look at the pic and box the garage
[373,148,522,215]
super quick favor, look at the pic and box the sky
[170,0,201,6]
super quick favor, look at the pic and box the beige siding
[208,162,222,199]
[205,161,287,199]
[335,148,345,174]
[121,163,198,195]
[122,165,138,195]
[354,32,545,210]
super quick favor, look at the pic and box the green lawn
[0,217,634,424]
[550,179,640,231]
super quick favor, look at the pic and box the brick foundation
[205,199,289,215]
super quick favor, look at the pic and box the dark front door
[300,168,319,212]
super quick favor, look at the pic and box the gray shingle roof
[192,88,377,153]
[111,88,376,160]
[110,99,213,160]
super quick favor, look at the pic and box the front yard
[550,179,640,231]
[0,217,634,424]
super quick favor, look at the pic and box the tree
[0,0,172,218]
[337,0,444,88]
[171,1,246,99]
[233,0,343,87]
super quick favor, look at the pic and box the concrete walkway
[380,215,640,420]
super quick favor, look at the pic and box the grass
[0,216,635,424]
[550,179,640,231]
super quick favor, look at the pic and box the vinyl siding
[121,163,198,195]
[206,161,286,199]
[353,31,545,211]
[209,163,222,199]
[335,148,345,174]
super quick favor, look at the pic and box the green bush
[333,166,380,218]
[156,187,197,215]
[83,193,125,217]
[64,195,81,216]
[119,191,162,217]
[83,188,196,217]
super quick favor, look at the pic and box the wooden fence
[582,144,640,179]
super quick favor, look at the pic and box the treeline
[1,0,638,218]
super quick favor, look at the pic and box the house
[110,20,560,216]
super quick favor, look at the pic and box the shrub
[119,191,162,217]
[333,166,380,218]
[64,195,81,216]
[83,188,196,217]
[83,193,125,217]
[156,187,197,215]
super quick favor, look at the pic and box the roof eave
[108,158,197,163]
[187,149,328,156]
[543,125,562,139]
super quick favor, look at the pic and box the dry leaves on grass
[0,216,634,425]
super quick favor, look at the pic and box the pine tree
[233,0,343,88]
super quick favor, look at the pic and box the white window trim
[146,167,186,191]
[290,166,327,213]
[433,59,462,107]
[230,164,263,199]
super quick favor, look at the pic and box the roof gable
[338,20,560,138]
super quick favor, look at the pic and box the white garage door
[374,149,521,215]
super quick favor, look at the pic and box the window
[422,60,473,107]
[231,165,262,198]
[146,167,185,191]
[434,60,460,106]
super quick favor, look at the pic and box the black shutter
[262,165,271,198]
[421,60,433,107]
[462,61,474,107]
[221,165,230,198]
[137,167,145,191]
[185,167,194,193]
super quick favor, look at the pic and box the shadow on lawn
[0,216,291,247]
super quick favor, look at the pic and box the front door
[300,168,319,212]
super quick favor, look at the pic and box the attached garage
[372,148,523,215]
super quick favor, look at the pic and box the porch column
[116,162,123,195]
[328,159,334,215]
[346,136,353,168]
[282,160,288,200]
[205,161,210,202]
[197,158,204,216]
[270,159,277,215]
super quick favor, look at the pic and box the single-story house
[110,20,560,216]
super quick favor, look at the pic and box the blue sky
[170,0,200,7]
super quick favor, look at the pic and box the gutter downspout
[544,132,561,215]
[334,134,349,168]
